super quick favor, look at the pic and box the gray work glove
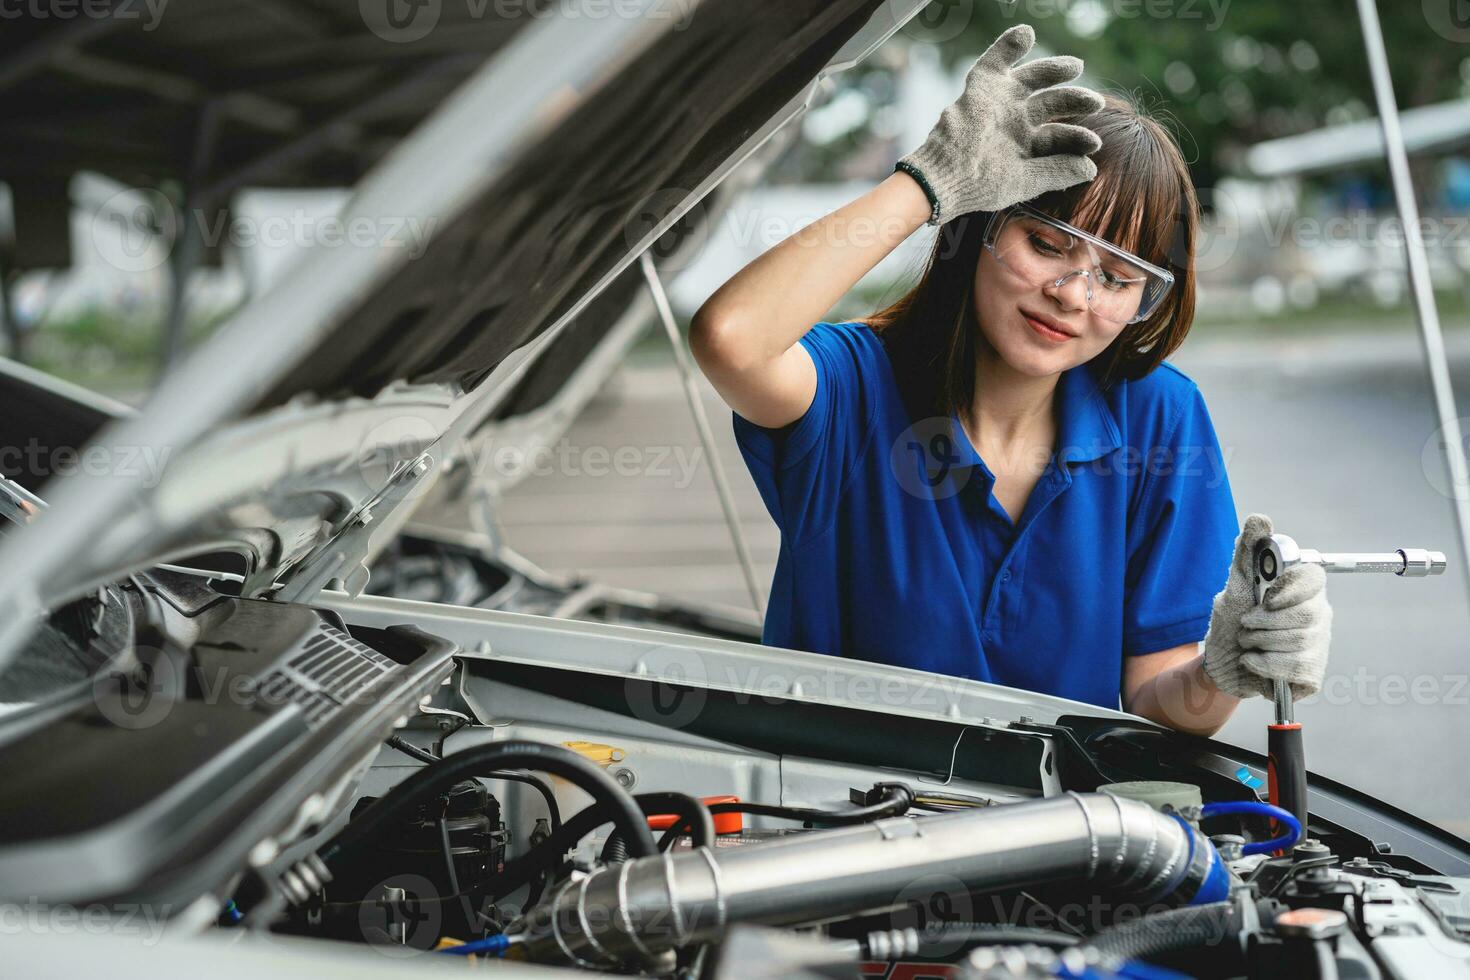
[1202,514,1333,701]
[895,23,1104,226]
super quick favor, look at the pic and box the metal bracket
[272,453,435,603]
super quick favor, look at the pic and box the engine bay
[2,569,1469,980]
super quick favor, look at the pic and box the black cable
[656,785,913,850]
[708,785,914,826]
[325,741,652,864]
[387,734,439,763]
[1265,855,1339,898]
[439,816,462,897]
[385,735,562,833]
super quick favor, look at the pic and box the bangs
[1025,106,1189,274]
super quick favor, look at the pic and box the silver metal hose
[510,791,1224,967]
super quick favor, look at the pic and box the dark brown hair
[866,91,1199,418]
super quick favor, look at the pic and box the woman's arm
[689,172,931,428]
[1123,642,1242,737]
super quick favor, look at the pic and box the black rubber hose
[604,792,715,862]
[600,833,630,865]
[656,784,913,850]
[487,792,714,902]
[386,735,562,833]
[1083,902,1238,962]
[707,784,914,826]
[324,741,653,864]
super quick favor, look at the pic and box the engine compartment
[2,570,1469,979]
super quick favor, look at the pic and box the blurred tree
[927,1,1470,196]
[782,2,1470,200]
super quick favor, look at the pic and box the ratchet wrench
[1253,535,1446,834]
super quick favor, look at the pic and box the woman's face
[971,219,1137,379]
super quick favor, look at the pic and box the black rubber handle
[1268,722,1308,845]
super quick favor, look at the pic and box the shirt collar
[1054,361,1123,464]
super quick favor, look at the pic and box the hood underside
[0,1,928,659]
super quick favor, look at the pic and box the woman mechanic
[689,25,1332,736]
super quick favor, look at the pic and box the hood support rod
[1354,0,1470,597]
[641,251,766,617]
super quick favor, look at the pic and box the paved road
[495,324,1470,835]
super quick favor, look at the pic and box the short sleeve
[1121,383,1240,656]
[732,321,883,547]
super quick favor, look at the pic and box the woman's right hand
[897,23,1104,224]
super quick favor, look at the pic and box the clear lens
[988,210,1170,325]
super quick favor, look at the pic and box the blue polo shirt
[732,320,1239,711]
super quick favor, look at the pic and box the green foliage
[922,1,1467,192]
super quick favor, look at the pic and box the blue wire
[1200,800,1302,855]
[439,934,511,957]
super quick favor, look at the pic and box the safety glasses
[982,204,1175,326]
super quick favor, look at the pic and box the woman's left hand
[1202,513,1333,701]
[1239,558,1332,701]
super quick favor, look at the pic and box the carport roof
[0,1,523,196]
[1246,97,1470,178]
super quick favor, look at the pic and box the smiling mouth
[1022,310,1075,341]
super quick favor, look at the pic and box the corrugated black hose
[324,740,653,866]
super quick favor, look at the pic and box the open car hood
[0,1,930,666]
